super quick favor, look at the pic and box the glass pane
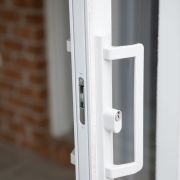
[112,0,158,179]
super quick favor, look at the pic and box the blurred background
[0,0,158,180]
[0,0,75,179]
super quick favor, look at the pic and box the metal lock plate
[79,78,85,125]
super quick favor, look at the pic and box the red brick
[21,114,49,127]
[3,68,22,80]
[33,131,49,141]
[22,141,50,158]
[22,141,36,150]
[32,104,47,113]
[28,45,44,55]
[1,52,11,64]
[0,0,64,167]
[0,0,4,4]
[0,80,13,90]
[13,0,43,9]
[30,74,46,85]
[19,88,47,99]
[36,143,50,157]
[52,142,73,166]
[48,139,69,161]
[15,58,46,70]
[0,24,7,34]
[9,97,28,108]
[0,133,15,143]
[22,142,44,154]
[14,27,44,40]
[26,14,43,25]
[0,106,14,117]
[9,123,25,135]
[9,97,47,113]
[3,40,22,52]
[0,10,19,21]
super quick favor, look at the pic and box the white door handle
[103,44,144,178]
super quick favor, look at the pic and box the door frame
[156,0,180,179]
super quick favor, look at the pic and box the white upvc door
[68,0,143,179]
[68,0,180,180]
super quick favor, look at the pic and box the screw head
[115,111,122,122]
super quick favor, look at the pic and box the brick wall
[0,0,73,166]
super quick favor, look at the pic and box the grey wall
[45,0,73,137]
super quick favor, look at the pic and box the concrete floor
[0,141,75,180]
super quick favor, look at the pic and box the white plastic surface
[66,39,71,52]
[71,149,75,165]
[157,0,180,179]
[104,108,122,133]
[68,0,92,179]
[104,44,144,178]
[94,34,113,180]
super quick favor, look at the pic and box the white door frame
[156,0,180,179]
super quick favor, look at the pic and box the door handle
[68,34,144,178]
[103,43,144,178]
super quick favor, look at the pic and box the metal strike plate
[79,78,85,125]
